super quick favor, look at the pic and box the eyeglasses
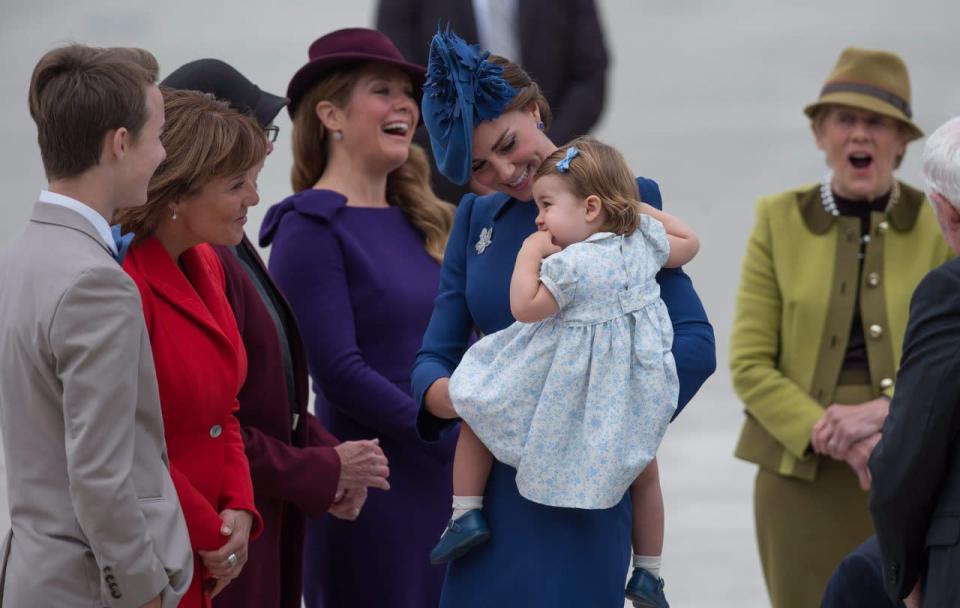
[264,124,280,143]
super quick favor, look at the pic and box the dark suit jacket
[210,236,341,608]
[377,0,609,203]
[870,257,960,605]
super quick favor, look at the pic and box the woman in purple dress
[259,29,455,607]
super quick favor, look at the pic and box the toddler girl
[432,136,699,608]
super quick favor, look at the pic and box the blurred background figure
[260,28,455,608]
[160,58,390,608]
[116,89,268,607]
[729,47,952,608]
[377,0,609,203]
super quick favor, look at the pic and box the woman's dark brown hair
[490,55,552,130]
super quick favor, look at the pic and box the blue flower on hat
[422,28,517,185]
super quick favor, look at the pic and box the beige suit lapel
[30,201,114,259]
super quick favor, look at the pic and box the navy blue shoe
[625,567,669,608]
[429,509,491,564]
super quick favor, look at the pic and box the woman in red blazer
[115,89,266,607]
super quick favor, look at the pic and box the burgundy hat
[286,28,426,118]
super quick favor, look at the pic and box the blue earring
[537,121,545,130]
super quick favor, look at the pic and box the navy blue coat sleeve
[411,194,478,440]
[821,536,901,608]
[640,177,717,414]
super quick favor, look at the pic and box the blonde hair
[289,62,453,263]
[115,88,267,241]
[535,136,642,235]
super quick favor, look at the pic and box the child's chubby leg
[429,423,493,564]
[625,458,670,608]
[453,422,493,501]
[630,458,664,562]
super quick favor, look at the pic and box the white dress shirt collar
[472,0,520,62]
[38,190,118,255]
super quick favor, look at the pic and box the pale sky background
[1,1,959,606]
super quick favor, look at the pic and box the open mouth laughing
[382,121,410,137]
[849,152,873,170]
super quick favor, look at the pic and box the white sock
[451,495,483,520]
[633,554,662,579]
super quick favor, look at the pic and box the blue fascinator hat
[422,28,518,185]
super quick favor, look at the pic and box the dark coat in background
[377,0,609,203]
[870,257,960,606]
[211,236,341,608]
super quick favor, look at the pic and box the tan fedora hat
[804,47,923,141]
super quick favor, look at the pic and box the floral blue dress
[449,216,679,509]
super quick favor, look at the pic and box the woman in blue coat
[411,30,716,606]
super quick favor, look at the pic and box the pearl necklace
[820,170,900,218]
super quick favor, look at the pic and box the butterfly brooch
[475,226,494,255]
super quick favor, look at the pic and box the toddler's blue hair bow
[555,146,579,173]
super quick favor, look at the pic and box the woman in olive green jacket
[730,47,953,608]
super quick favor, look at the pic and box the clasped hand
[198,508,254,599]
[811,397,889,490]
[328,439,390,520]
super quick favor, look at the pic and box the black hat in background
[161,58,289,128]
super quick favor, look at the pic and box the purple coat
[211,236,342,608]
[260,189,456,608]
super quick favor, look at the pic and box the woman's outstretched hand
[334,439,390,492]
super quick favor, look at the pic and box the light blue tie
[110,225,134,264]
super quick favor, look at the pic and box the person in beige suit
[0,45,193,607]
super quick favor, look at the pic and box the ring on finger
[227,553,238,568]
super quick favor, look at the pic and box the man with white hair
[870,115,960,607]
